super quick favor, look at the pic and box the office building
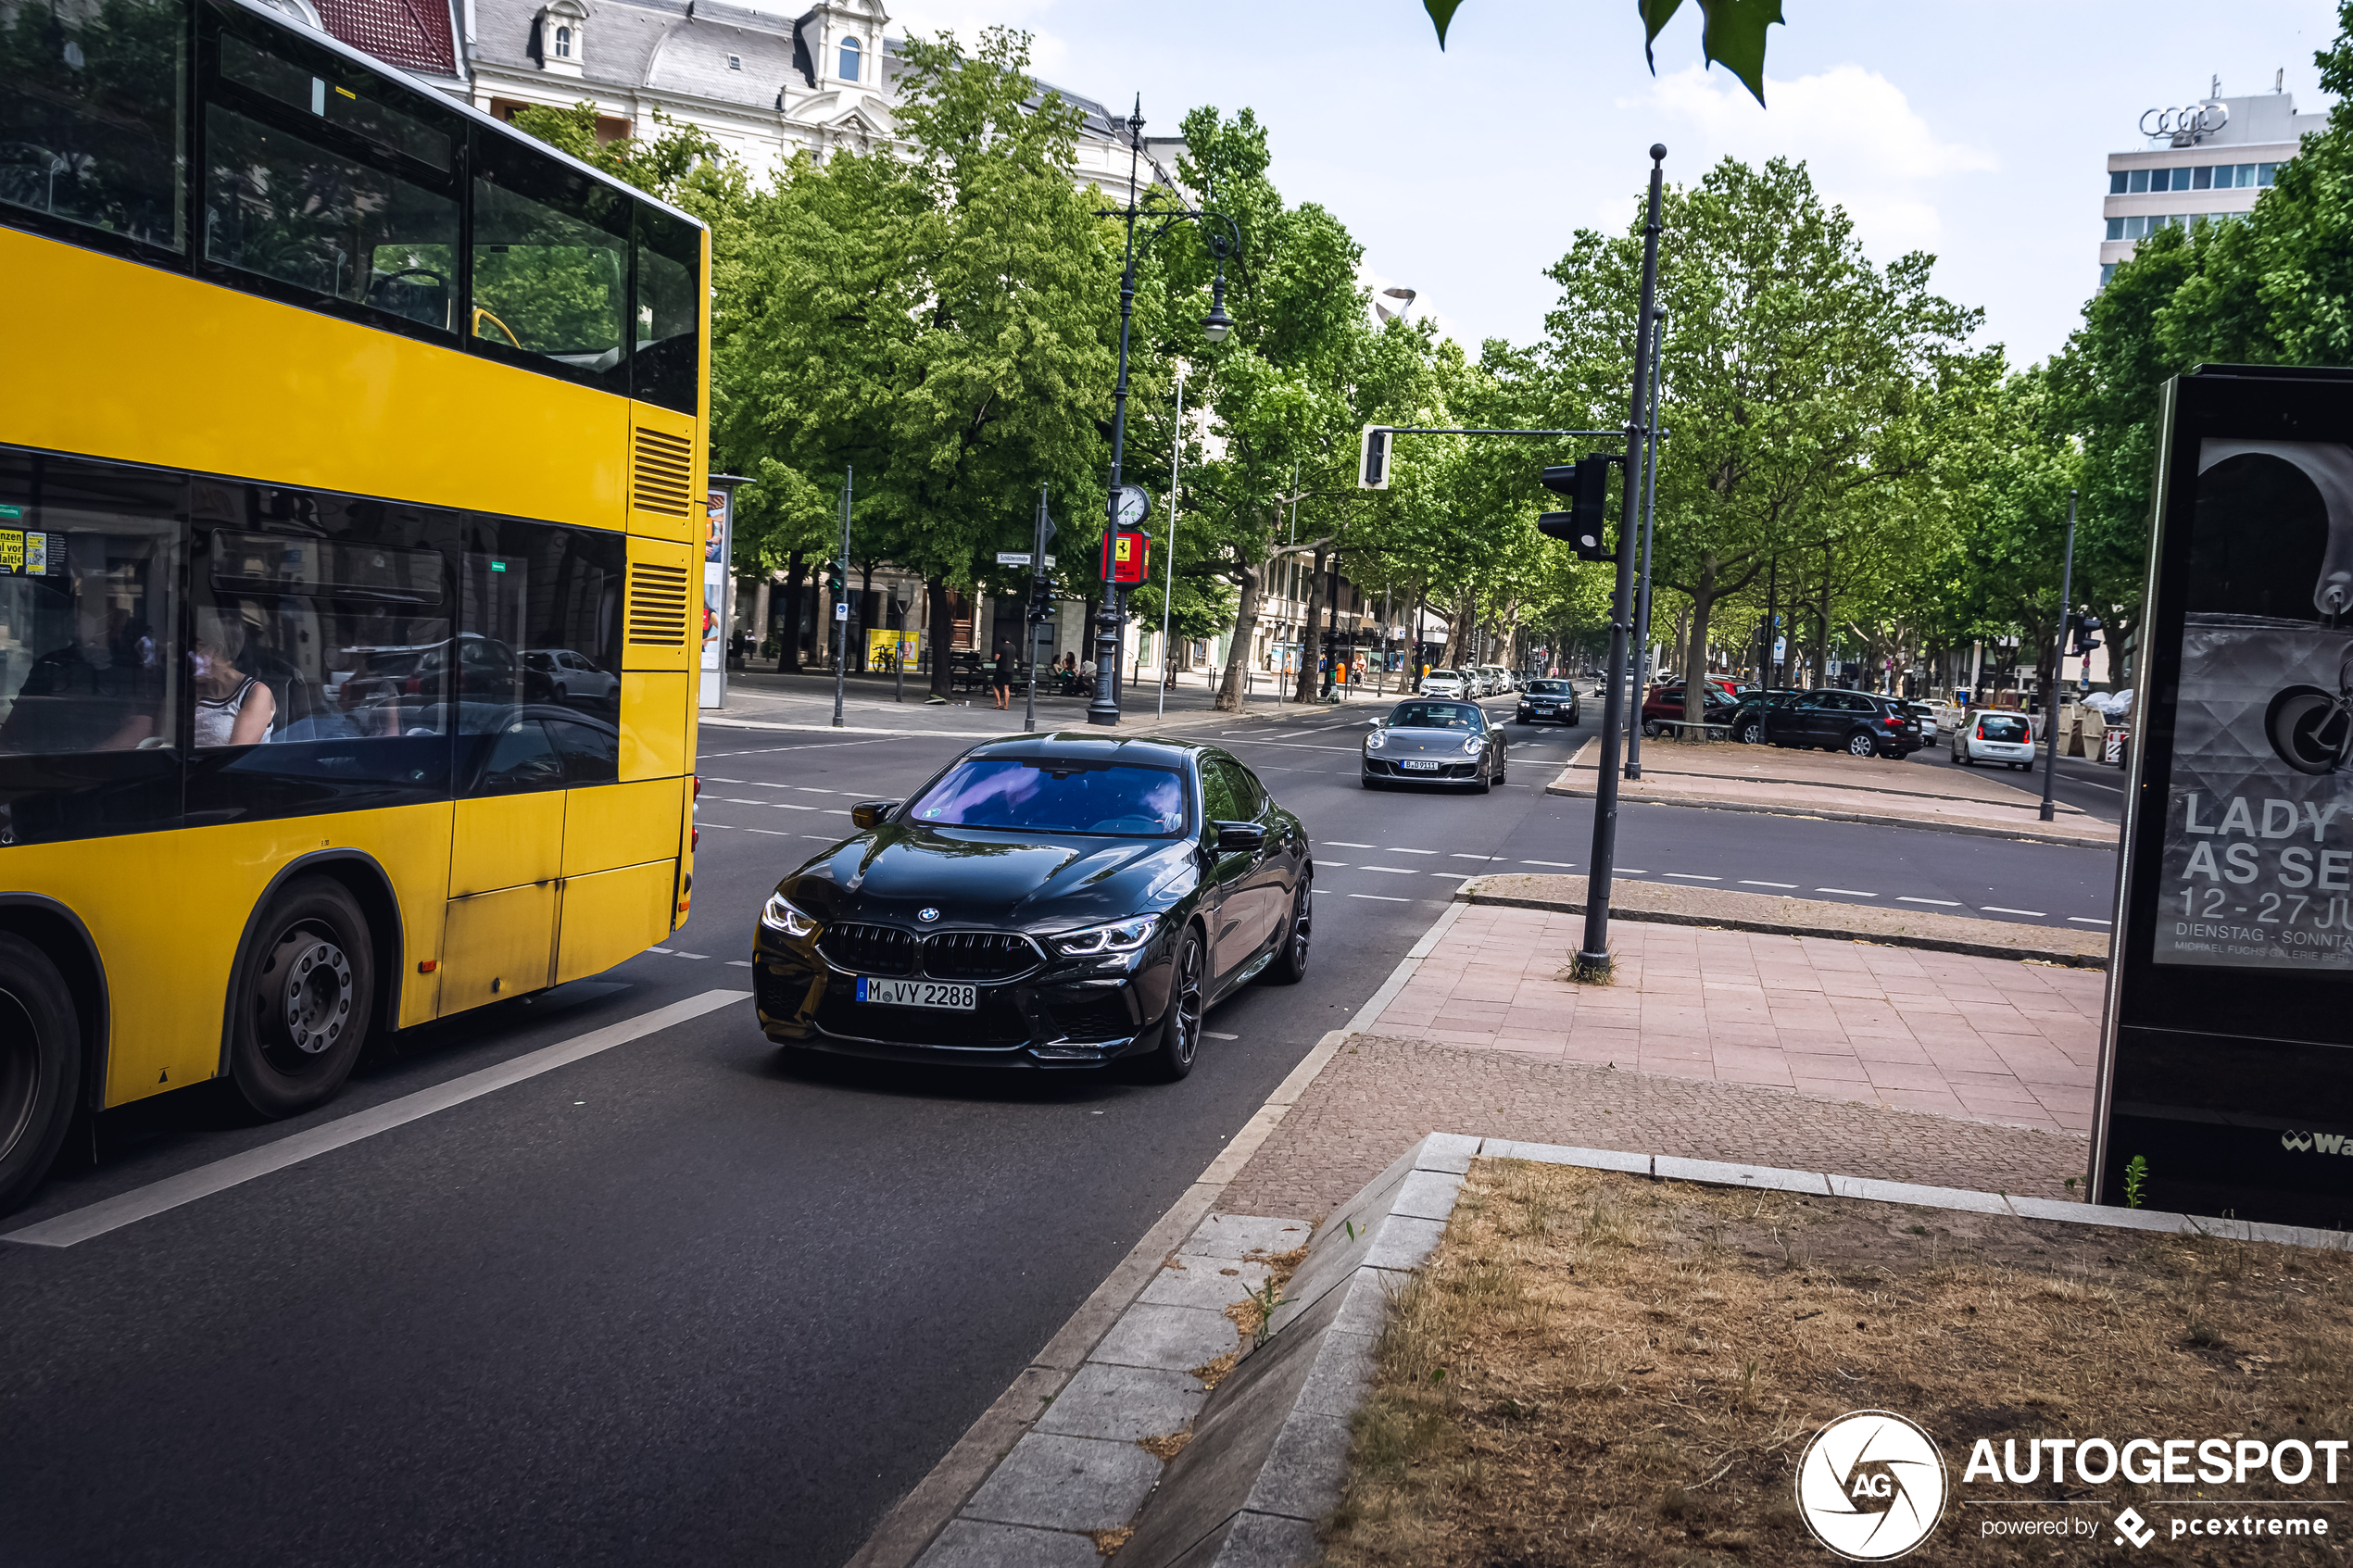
[2100,79,2326,286]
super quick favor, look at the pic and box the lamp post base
[1569,949,1615,985]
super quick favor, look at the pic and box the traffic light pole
[833,465,852,730]
[1026,485,1050,734]
[1575,144,1667,983]
[1624,310,1667,782]
[2038,489,2077,823]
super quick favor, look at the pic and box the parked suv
[1640,683,1743,736]
[1734,687,1923,759]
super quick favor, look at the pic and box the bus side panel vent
[632,428,695,518]
[626,562,693,646]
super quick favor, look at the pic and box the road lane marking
[1663,872,1718,881]
[1328,842,1374,847]
[1362,866,1419,874]
[1451,853,1499,860]
[1385,847,1438,855]
[1521,859,1575,868]
[1202,1031,1239,1040]
[1815,887,1878,897]
[1741,880,1798,888]
[2068,916,2113,925]
[1982,906,2046,917]
[1348,892,1409,901]
[1898,897,1960,906]
[2,989,748,1248]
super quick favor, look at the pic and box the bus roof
[220,0,711,234]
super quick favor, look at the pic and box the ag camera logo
[1796,1411,1948,1561]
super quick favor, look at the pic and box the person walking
[991,641,1014,710]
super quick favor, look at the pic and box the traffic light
[1028,569,1057,624]
[827,562,847,595]
[1538,455,1617,561]
[1359,425,1391,490]
[2072,615,2103,657]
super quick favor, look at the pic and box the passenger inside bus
[190,616,277,747]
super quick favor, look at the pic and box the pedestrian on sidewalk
[990,642,1014,709]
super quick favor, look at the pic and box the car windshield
[1426,670,1460,681]
[1390,702,1483,731]
[905,758,1189,836]
[1978,715,2032,742]
[1526,681,1569,694]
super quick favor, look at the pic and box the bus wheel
[0,934,81,1215]
[228,877,374,1119]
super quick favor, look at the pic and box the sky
[849,0,2344,371]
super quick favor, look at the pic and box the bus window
[633,201,701,415]
[182,491,457,822]
[470,134,629,392]
[452,513,622,785]
[0,0,188,253]
[0,471,180,757]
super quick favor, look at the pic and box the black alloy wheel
[1731,717,1758,744]
[1848,728,1881,757]
[227,876,375,1118]
[0,933,80,1215]
[1264,875,1312,985]
[1147,928,1205,1081]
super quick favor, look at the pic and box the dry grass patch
[1319,1160,2353,1566]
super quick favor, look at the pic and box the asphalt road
[0,698,2123,1567]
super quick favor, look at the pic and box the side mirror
[850,799,900,830]
[1213,821,1265,855]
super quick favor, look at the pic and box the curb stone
[1453,873,2110,968]
[1108,1134,2353,1568]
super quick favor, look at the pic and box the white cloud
[1620,63,1999,257]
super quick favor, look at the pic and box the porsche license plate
[857,977,976,1010]
[1401,759,1441,771]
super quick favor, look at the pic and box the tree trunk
[1441,591,1473,670]
[1293,543,1328,703]
[1216,562,1265,711]
[780,552,806,672]
[1681,555,1719,724]
[1815,553,1833,689]
[926,576,954,699]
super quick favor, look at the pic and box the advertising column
[2095,367,2353,1229]
[700,475,746,709]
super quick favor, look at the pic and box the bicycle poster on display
[2095,365,2353,1229]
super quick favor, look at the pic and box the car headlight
[1051,916,1156,956]
[1365,732,1386,751]
[1461,735,1484,755]
[760,892,818,938]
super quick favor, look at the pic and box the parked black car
[1515,679,1582,726]
[751,734,1309,1079]
[1361,698,1509,791]
[1730,687,1923,759]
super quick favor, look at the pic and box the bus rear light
[691,828,699,851]
[693,775,703,799]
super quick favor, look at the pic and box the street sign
[997,552,1030,566]
[2094,364,2353,1229]
[1112,485,1151,529]
[1101,529,1151,586]
[833,601,849,621]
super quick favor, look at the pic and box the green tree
[719,28,1118,696]
[1541,157,1994,721]
[1423,0,1784,106]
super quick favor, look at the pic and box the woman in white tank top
[191,638,276,746]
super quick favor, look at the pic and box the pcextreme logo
[1795,1411,1950,1561]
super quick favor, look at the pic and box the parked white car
[1476,665,1515,695]
[1420,668,1469,697]
[1952,709,2037,770]
[524,648,622,705]
[1906,701,1939,746]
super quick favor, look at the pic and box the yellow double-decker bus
[0,0,707,1210]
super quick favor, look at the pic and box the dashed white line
[1202,1031,1239,1040]
[1897,897,1960,906]
[2068,916,2113,925]
[1663,872,1718,881]
[1741,880,1798,889]
[1451,853,1500,860]
[1329,841,1374,848]
[1322,861,1350,868]
[1348,892,1409,901]
[1521,859,1575,869]
[1816,887,1878,897]
[1386,847,1439,856]
[727,960,754,967]
[1362,867,1420,875]
[1982,906,2046,917]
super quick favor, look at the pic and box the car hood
[1375,727,1485,757]
[780,820,1199,930]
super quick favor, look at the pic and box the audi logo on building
[2140,100,2230,139]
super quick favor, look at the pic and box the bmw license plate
[1401,759,1441,771]
[857,977,976,1010]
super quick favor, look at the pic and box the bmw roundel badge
[918,908,941,922]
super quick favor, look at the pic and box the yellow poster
[866,630,918,668]
[0,531,20,572]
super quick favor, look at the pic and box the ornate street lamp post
[1088,96,1239,727]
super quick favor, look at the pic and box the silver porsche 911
[1360,699,1508,793]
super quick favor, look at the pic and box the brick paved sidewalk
[1377,903,2102,1135]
